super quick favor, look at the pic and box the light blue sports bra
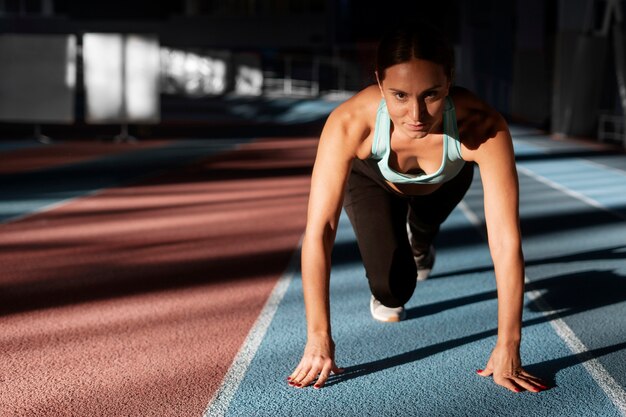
[370,96,465,184]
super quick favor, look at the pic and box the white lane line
[458,201,485,238]
[527,289,626,415]
[202,243,301,417]
[514,136,626,178]
[516,165,626,222]
[459,199,626,416]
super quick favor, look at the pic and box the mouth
[405,123,428,132]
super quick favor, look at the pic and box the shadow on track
[0,137,324,315]
[430,245,626,280]
[524,341,626,387]
[323,269,626,387]
[514,150,624,162]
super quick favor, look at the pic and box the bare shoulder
[321,85,381,157]
[449,86,508,151]
[327,85,381,131]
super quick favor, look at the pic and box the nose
[408,97,431,123]
[410,99,422,122]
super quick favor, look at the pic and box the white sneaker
[370,295,406,322]
[414,245,436,281]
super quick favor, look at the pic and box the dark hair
[376,23,455,82]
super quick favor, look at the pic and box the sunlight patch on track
[0,139,250,224]
[516,166,626,222]
[526,289,626,416]
[460,194,626,417]
[203,243,302,417]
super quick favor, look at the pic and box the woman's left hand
[477,343,548,393]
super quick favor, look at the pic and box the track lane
[0,137,317,416]
[0,140,172,174]
[0,139,248,224]
[215,131,626,416]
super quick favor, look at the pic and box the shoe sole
[371,313,405,323]
[370,303,406,322]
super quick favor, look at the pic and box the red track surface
[0,137,317,416]
[0,140,170,174]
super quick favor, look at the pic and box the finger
[519,371,549,388]
[495,376,524,393]
[289,356,310,381]
[299,365,323,388]
[291,366,311,387]
[477,367,493,377]
[517,375,549,391]
[288,365,302,383]
[331,365,345,375]
[288,366,304,385]
[314,364,333,389]
[513,376,543,393]
[521,375,549,389]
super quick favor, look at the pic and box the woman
[287,24,547,393]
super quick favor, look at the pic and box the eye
[423,91,439,99]
[393,92,407,101]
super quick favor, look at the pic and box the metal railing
[598,113,626,147]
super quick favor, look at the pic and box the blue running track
[207,127,626,417]
[0,138,252,223]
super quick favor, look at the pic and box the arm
[475,117,524,346]
[288,106,362,389]
[472,114,547,393]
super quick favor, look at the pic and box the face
[377,59,450,139]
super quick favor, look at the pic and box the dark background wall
[1,0,624,138]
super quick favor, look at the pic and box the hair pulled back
[376,23,454,82]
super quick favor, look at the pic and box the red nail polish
[287,377,291,381]
[476,369,483,374]
[314,385,320,389]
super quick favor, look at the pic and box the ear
[375,71,384,97]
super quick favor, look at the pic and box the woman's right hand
[287,333,344,389]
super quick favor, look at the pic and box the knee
[368,252,416,307]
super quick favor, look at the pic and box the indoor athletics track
[1,125,625,416]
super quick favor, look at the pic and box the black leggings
[343,158,474,307]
